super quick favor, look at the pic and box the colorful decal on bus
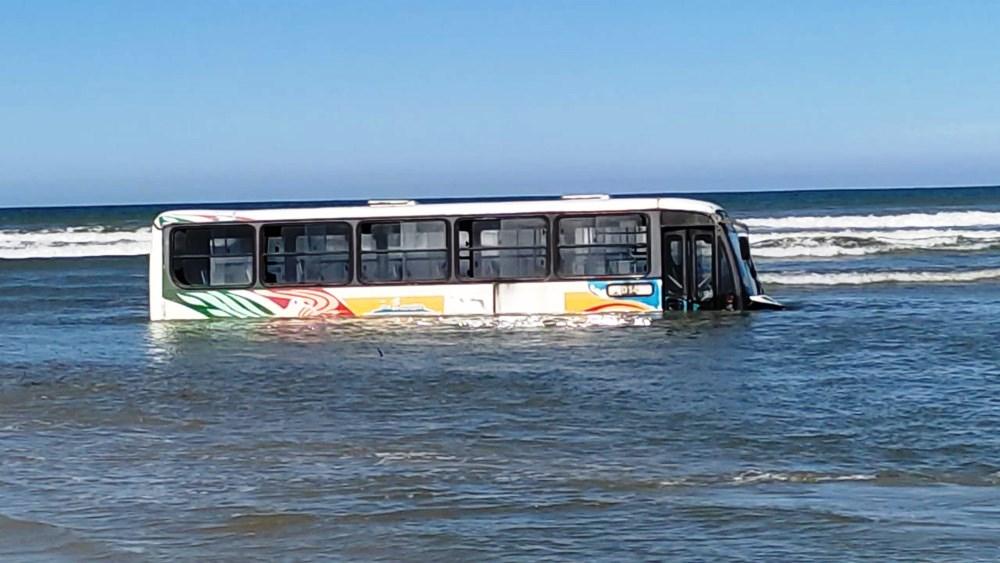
[258,289,354,318]
[564,280,661,314]
[168,289,447,319]
[344,296,445,316]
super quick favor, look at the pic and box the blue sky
[2,1,1000,206]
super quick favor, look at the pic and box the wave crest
[751,229,1000,258]
[0,227,150,260]
[744,210,1000,230]
[8,209,1000,261]
[760,268,1000,286]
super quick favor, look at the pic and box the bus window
[262,222,351,286]
[557,214,649,277]
[727,228,760,297]
[359,220,449,283]
[693,234,714,303]
[457,217,548,280]
[717,238,738,308]
[170,226,255,288]
[663,233,686,310]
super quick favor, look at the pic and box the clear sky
[3,1,1000,206]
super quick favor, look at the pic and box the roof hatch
[560,194,610,200]
[367,199,417,207]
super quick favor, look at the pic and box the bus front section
[660,211,782,312]
[726,222,783,310]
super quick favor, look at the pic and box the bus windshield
[727,225,760,297]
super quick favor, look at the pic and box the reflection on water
[146,313,659,346]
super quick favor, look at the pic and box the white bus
[149,194,781,321]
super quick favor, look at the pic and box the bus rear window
[170,226,255,288]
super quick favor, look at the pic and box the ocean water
[2,186,1000,561]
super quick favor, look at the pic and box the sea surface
[2,186,1000,561]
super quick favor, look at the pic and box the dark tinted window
[262,222,351,286]
[170,226,255,288]
[663,234,685,302]
[718,237,737,301]
[557,214,649,277]
[359,220,448,283]
[728,229,759,297]
[457,217,548,280]
[694,234,714,303]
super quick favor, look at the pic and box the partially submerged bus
[149,194,781,321]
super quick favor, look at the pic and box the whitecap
[743,210,1000,230]
[760,268,1000,286]
[0,227,151,260]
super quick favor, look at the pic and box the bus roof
[154,195,723,228]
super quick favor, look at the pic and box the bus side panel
[565,279,662,314]
[496,280,662,315]
[332,284,493,317]
[164,299,210,320]
[495,281,579,315]
[160,284,494,320]
[159,279,663,320]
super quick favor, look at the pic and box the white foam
[373,452,459,465]
[658,471,878,487]
[760,268,1000,286]
[753,242,997,259]
[0,227,150,260]
[750,229,1000,258]
[751,228,1000,244]
[730,470,877,484]
[744,210,1000,230]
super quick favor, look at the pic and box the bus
[149,194,782,321]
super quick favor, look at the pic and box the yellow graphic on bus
[346,296,446,316]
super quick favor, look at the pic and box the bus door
[661,228,718,311]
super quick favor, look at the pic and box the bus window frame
[168,224,258,290]
[453,214,551,283]
[554,212,652,280]
[355,218,452,286]
[258,220,354,288]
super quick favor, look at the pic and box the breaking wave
[744,210,1000,230]
[746,209,1000,288]
[5,209,1000,267]
[750,229,1000,258]
[0,227,150,260]
[745,210,1000,259]
[760,268,1000,286]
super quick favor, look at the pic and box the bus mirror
[739,237,752,261]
